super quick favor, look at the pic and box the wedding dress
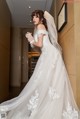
[0,12,80,119]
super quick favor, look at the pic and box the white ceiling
[6,0,53,28]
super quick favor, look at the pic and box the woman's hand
[25,32,33,42]
[25,32,34,44]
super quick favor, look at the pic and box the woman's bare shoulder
[37,24,46,30]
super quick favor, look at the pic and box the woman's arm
[32,34,44,48]
[32,24,46,47]
[25,24,46,48]
[25,33,44,48]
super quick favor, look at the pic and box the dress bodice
[33,29,53,52]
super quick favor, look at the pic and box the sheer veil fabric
[44,11,62,52]
[0,11,80,119]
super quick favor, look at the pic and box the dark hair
[31,10,47,30]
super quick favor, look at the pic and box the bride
[0,10,80,119]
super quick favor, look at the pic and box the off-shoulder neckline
[36,29,48,33]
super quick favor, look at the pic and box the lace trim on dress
[34,29,48,43]
[37,29,48,35]
[0,112,7,119]
[27,90,39,112]
[63,102,78,119]
[48,87,60,100]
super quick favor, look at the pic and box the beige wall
[57,2,77,98]
[50,0,57,24]
[21,28,30,83]
[21,28,41,83]
[10,27,22,87]
[74,3,80,107]
[0,0,11,101]
[50,0,80,107]
[10,27,34,86]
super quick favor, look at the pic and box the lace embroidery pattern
[27,90,39,112]
[63,102,78,119]
[0,112,7,119]
[48,87,60,100]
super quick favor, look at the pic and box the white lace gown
[0,29,80,119]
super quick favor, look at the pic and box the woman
[0,10,80,119]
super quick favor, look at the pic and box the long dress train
[0,29,80,119]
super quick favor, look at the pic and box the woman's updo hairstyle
[31,10,47,30]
